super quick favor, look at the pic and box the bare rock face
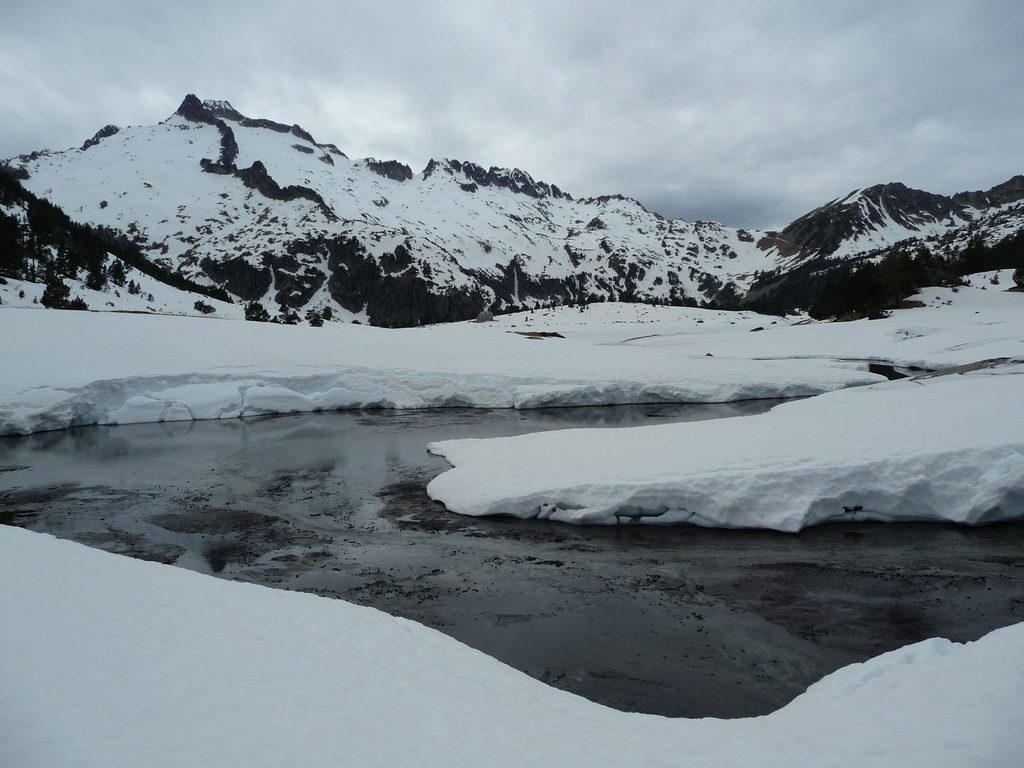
[364,159,414,182]
[175,94,218,124]
[270,251,326,308]
[443,159,570,200]
[80,125,120,151]
[315,235,486,327]
[953,175,1024,208]
[200,256,271,301]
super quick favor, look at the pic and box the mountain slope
[761,179,1024,266]
[6,95,1023,325]
[746,179,1024,311]
[0,167,238,317]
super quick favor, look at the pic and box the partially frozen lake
[2,402,1022,718]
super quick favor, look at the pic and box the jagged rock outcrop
[201,97,317,144]
[424,159,570,200]
[174,94,218,125]
[80,125,120,151]
[364,159,413,182]
[953,175,1024,209]
[232,161,336,219]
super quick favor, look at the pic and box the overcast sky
[2,0,1021,228]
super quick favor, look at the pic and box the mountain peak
[855,181,914,200]
[174,93,209,122]
[174,94,248,124]
[173,94,320,147]
[766,181,966,260]
[202,99,245,121]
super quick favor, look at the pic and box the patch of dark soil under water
[2,405,1022,719]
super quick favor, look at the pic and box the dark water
[2,402,1022,719]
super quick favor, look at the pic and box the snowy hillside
[8,94,1021,325]
[0,270,241,318]
[0,168,240,318]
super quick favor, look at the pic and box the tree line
[809,231,1024,320]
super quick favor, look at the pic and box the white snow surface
[0,304,882,435]
[2,278,1022,436]
[428,361,1024,531]
[608,280,1024,370]
[1,526,1021,768]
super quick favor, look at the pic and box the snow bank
[2,281,1019,436]
[1,526,1020,767]
[427,363,1024,531]
[0,308,880,435]
[625,281,1024,371]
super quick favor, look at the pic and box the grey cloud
[2,0,1021,229]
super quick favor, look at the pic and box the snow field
[621,280,1024,370]
[0,307,882,435]
[1,526,1020,768]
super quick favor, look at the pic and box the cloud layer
[3,0,1022,228]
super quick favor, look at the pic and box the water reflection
[3,399,1021,720]
[0,400,783,505]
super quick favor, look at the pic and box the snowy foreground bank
[1,527,1020,768]
[0,307,879,435]
[429,362,1024,531]
[493,274,1024,370]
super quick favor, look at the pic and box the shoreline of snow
[1,526,1020,767]
[427,362,1024,532]
[0,368,842,436]
[2,279,1020,437]
[0,308,882,436]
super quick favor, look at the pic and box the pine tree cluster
[810,231,1024,320]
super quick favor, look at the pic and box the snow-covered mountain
[6,94,1022,325]
[763,177,1024,268]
